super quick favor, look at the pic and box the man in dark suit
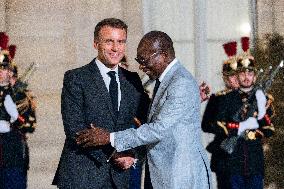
[53,18,149,189]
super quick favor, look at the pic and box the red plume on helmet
[9,45,17,59]
[241,37,250,52]
[0,32,9,50]
[223,41,237,57]
[222,41,238,76]
[238,36,255,71]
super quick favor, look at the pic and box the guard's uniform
[216,89,274,177]
[0,82,37,189]
[202,89,233,189]
[214,36,275,189]
[202,40,238,189]
[0,32,36,189]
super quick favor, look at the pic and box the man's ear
[253,75,257,83]
[222,76,229,85]
[93,40,99,49]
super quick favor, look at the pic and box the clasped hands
[76,124,135,170]
[76,124,110,147]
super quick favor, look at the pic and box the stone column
[141,0,195,72]
[122,0,144,72]
[257,0,284,37]
[193,0,207,83]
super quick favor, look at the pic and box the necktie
[107,71,118,116]
[148,79,161,116]
[152,79,161,100]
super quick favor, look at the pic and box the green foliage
[253,33,284,188]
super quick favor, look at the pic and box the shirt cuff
[110,132,115,147]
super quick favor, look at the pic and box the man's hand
[133,117,142,128]
[112,153,135,170]
[76,125,110,147]
[238,117,259,136]
[199,82,210,102]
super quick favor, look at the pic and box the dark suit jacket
[53,58,149,189]
[201,93,230,176]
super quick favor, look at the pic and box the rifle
[221,60,283,154]
[13,62,38,93]
[18,62,38,84]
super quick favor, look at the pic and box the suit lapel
[88,59,117,122]
[148,62,181,122]
[117,68,129,122]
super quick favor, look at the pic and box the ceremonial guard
[215,37,275,189]
[0,32,36,189]
[202,41,239,189]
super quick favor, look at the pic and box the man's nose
[111,42,119,51]
[245,72,250,78]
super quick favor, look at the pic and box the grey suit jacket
[54,58,149,189]
[115,62,212,189]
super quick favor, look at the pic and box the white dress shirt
[96,59,121,110]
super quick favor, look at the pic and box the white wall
[142,0,195,73]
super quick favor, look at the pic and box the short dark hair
[141,31,175,57]
[94,18,128,41]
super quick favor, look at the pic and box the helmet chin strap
[240,86,253,93]
[0,81,9,86]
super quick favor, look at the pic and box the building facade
[0,0,282,188]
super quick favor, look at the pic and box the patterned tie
[107,71,118,116]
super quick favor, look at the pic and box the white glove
[255,89,267,120]
[238,117,259,136]
[4,95,19,123]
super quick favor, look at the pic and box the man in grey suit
[77,31,212,189]
[53,18,149,189]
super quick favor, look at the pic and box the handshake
[76,124,137,170]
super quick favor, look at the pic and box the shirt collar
[96,58,119,76]
[158,58,178,82]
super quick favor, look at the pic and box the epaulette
[265,93,275,117]
[215,89,233,96]
[266,93,274,102]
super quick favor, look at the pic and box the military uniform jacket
[202,90,231,173]
[216,89,274,176]
[0,82,36,170]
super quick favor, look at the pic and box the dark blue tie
[152,79,160,100]
[107,71,118,116]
